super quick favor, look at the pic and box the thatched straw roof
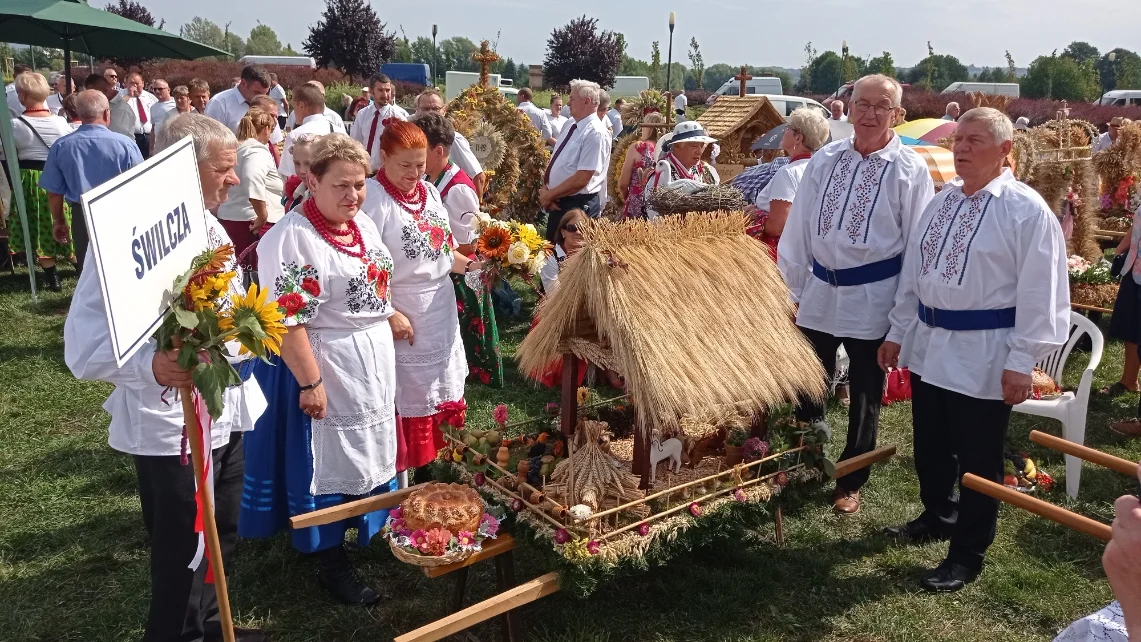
[518,213,826,435]
[698,96,784,141]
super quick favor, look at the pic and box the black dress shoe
[313,545,381,606]
[883,518,950,544]
[44,265,62,292]
[205,626,268,642]
[920,561,980,592]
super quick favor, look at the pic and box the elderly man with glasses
[777,74,935,516]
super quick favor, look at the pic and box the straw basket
[388,539,474,568]
[647,184,749,215]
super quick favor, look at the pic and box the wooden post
[774,504,784,547]
[635,428,651,490]
[559,356,577,437]
[734,65,753,97]
[632,427,645,476]
[180,391,236,642]
[962,473,1112,541]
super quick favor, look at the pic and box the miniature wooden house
[696,96,785,180]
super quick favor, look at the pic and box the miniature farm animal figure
[650,429,683,484]
[683,427,727,469]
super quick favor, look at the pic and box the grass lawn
[0,265,1136,642]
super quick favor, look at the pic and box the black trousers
[133,432,244,642]
[912,374,1011,571]
[795,327,885,492]
[135,133,152,160]
[66,200,88,277]
[543,192,601,242]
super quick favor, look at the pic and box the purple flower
[511,498,524,512]
[733,488,747,502]
[480,513,500,537]
[689,502,702,517]
[390,506,403,520]
[554,528,570,544]
[474,472,486,487]
[586,540,600,555]
[743,437,769,462]
[637,522,650,537]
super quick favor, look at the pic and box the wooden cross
[735,65,753,97]
[473,40,500,88]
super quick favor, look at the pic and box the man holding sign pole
[64,113,266,642]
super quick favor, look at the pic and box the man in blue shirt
[40,89,143,278]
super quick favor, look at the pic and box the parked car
[942,82,1020,97]
[1097,90,1141,106]
[711,76,784,98]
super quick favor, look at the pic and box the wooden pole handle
[832,445,897,480]
[961,473,1112,542]
[180,388,237,642]
[1029,430,1139,478]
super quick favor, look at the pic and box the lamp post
[666,12,676,92]
[432,24,438,88]
[842,40,849,83]
[1109,52,1118,91]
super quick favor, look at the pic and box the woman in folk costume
[617,111,667,220]
[643,121,721,220]
[412,112,504,388]
[361,119,484,482]
[241,134,398,606]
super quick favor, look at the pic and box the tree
[304,0,396,79]
[516,62,529,88]
[798,41,817,91]
[245,23,283,56]
[392,38,412,63]
[409,36,437,67]
[182,17,227,60]
[283,43,299,56]
[542,15,621,90]
[438,37,478,73]
[807,51,843,94]
[1005,51,1018,83]
[650,41,662,89]
[867,51,895,77]
[1061,41,1100,67]
[975,68,994,82]
[1020,53,1100,102]
[104,0,157,67]
[1097,48,1141,93]
[500,59,517,83]
[687,37,704,89]
[222,23,246,59]
[904,54,968,92]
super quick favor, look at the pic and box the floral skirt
[9,168,74,261]
[451,273,503,388]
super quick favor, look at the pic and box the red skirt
[395,404,464,471]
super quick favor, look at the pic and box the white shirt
[436,164,480,245]
[545,113,611,195]
[830,114,848,123]
[46,93,65,116]
[6,83,23,116]
[279,114,337,176]
[64,217,266,457]
[285,106,347,134]
[886,170,1069,400]
[349,102,409,171]
[539,244,567,294]
[755,157,810,212]
[10,114,71,161]
[268,83,288,113]
[777,135,935,339]
[451,132,483,179]
[1092,132,1112,154]
[149,99,176,132]
[204,86,256,133]
[518,101,552,141]
[674,94,688,122]
[549,113,569,141]
[606,108,623,140]
[109,91,158,135]
[218,139,286,223]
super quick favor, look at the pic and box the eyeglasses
[851,100,896,117]
[562,223,580,233]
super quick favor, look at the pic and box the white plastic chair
[1013,312,1104,498]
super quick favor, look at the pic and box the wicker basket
[388,539,474,568]
[647,184,748,215]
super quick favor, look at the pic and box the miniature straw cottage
[695,96,785,181]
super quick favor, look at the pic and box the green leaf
[174,306,199,330]
[177,343,199,370]
[191,352,240,420]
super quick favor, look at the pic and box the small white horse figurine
[650,429,683,484]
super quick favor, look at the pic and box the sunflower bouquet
[154,244,287,420]
[472,213,554,284]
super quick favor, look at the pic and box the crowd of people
[3,60,1141,642]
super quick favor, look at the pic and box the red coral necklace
[303,198,367,258]
[377,171,428,218]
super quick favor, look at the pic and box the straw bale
[519,212,826,439]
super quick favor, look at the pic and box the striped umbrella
[894,118,958,144]
[909,145,958,189]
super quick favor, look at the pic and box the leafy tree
[687,37,704,89]
[975,68,993,82]
[798,41,817,91]
[104,0,158,67]
[650,41,661,88]
[867,51,895,77]
[409,36,437,67]
[620,55,651,78]
[222,24,246,59]
[304,0,396,79]
[1005,51,1018,83]
[1097,48,1141,93]
[663,62,687,92]
[542,15,621,90]
[904,54,968,92]
[14,46,63,72]
[392,38,412,63]
[807,51,843,94]
[246,23,283,56]
[439,37,478,73]
[1061,41,1100,66]
[500,59,517,83]
[182,17,227,61]
[283,43,299,56]
[516,62,530,88]
[1020,53,1100,102]
[754,67,793,94]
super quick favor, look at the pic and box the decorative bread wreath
[447,84,549,222]
[468,120,506,171]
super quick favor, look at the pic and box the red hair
[380,119,427,156]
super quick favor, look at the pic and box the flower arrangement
[1101,175,1137,215]
[154,244,286,419]
[382,505,501,563]
[1068,254,1119,309]
[472,214,554,284]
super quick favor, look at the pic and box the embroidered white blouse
[1052,601,1128,642]
[886,170,1070,400]
[777,135,935,339]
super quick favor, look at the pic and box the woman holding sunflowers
[241,134,399,606]
[361,119,484,484]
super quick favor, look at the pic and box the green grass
[0,265,1136,641]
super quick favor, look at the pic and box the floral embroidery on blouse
[920,194,965,277]
[345,249,392,313]
[818,153,855,238]
[939,193,993,285]
[839,157,891,245]
[274,262,321,324]
[918,191,993,285]
[399,208,454,262]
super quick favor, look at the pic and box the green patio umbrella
[0,0,228,297]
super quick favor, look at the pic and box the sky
[142,0,1140,71]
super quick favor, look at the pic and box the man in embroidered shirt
[777,74,935,516]
[349,73,409,173]
[204,65,270,133]
[540,79,611,242]
[878,108,1068,592]
[415,89,486,198]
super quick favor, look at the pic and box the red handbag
[882,368,912,405]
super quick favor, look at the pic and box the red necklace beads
[303,198,367,258]
[377,171,428,217]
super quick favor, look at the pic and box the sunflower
[184,280,215,312]
[477,225,511,260]
[192,244,235,273]
[229,285,287,355]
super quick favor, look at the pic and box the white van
[608,76,650,98]
[713,76,783,98]
[942,82,1020,98]
[237,55,316,69]
[1097,90,1141,106]
[445,71,502,101]
[761,95,830,120]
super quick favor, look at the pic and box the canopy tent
[0,0,227,297]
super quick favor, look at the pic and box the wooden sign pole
[180,389,237,642]
[962,473,1112,541]
[1029,430,1139,477]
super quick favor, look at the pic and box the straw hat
[1109,116,1128,127]
[667,121,717,146]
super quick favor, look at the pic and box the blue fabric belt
[917,302,1016,331]
[811,255,903,287]
[235,358,258,383]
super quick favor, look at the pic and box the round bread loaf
[402,482,484,534]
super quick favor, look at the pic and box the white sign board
[81,136,209,367]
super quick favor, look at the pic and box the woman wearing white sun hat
[644,121,721,219]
